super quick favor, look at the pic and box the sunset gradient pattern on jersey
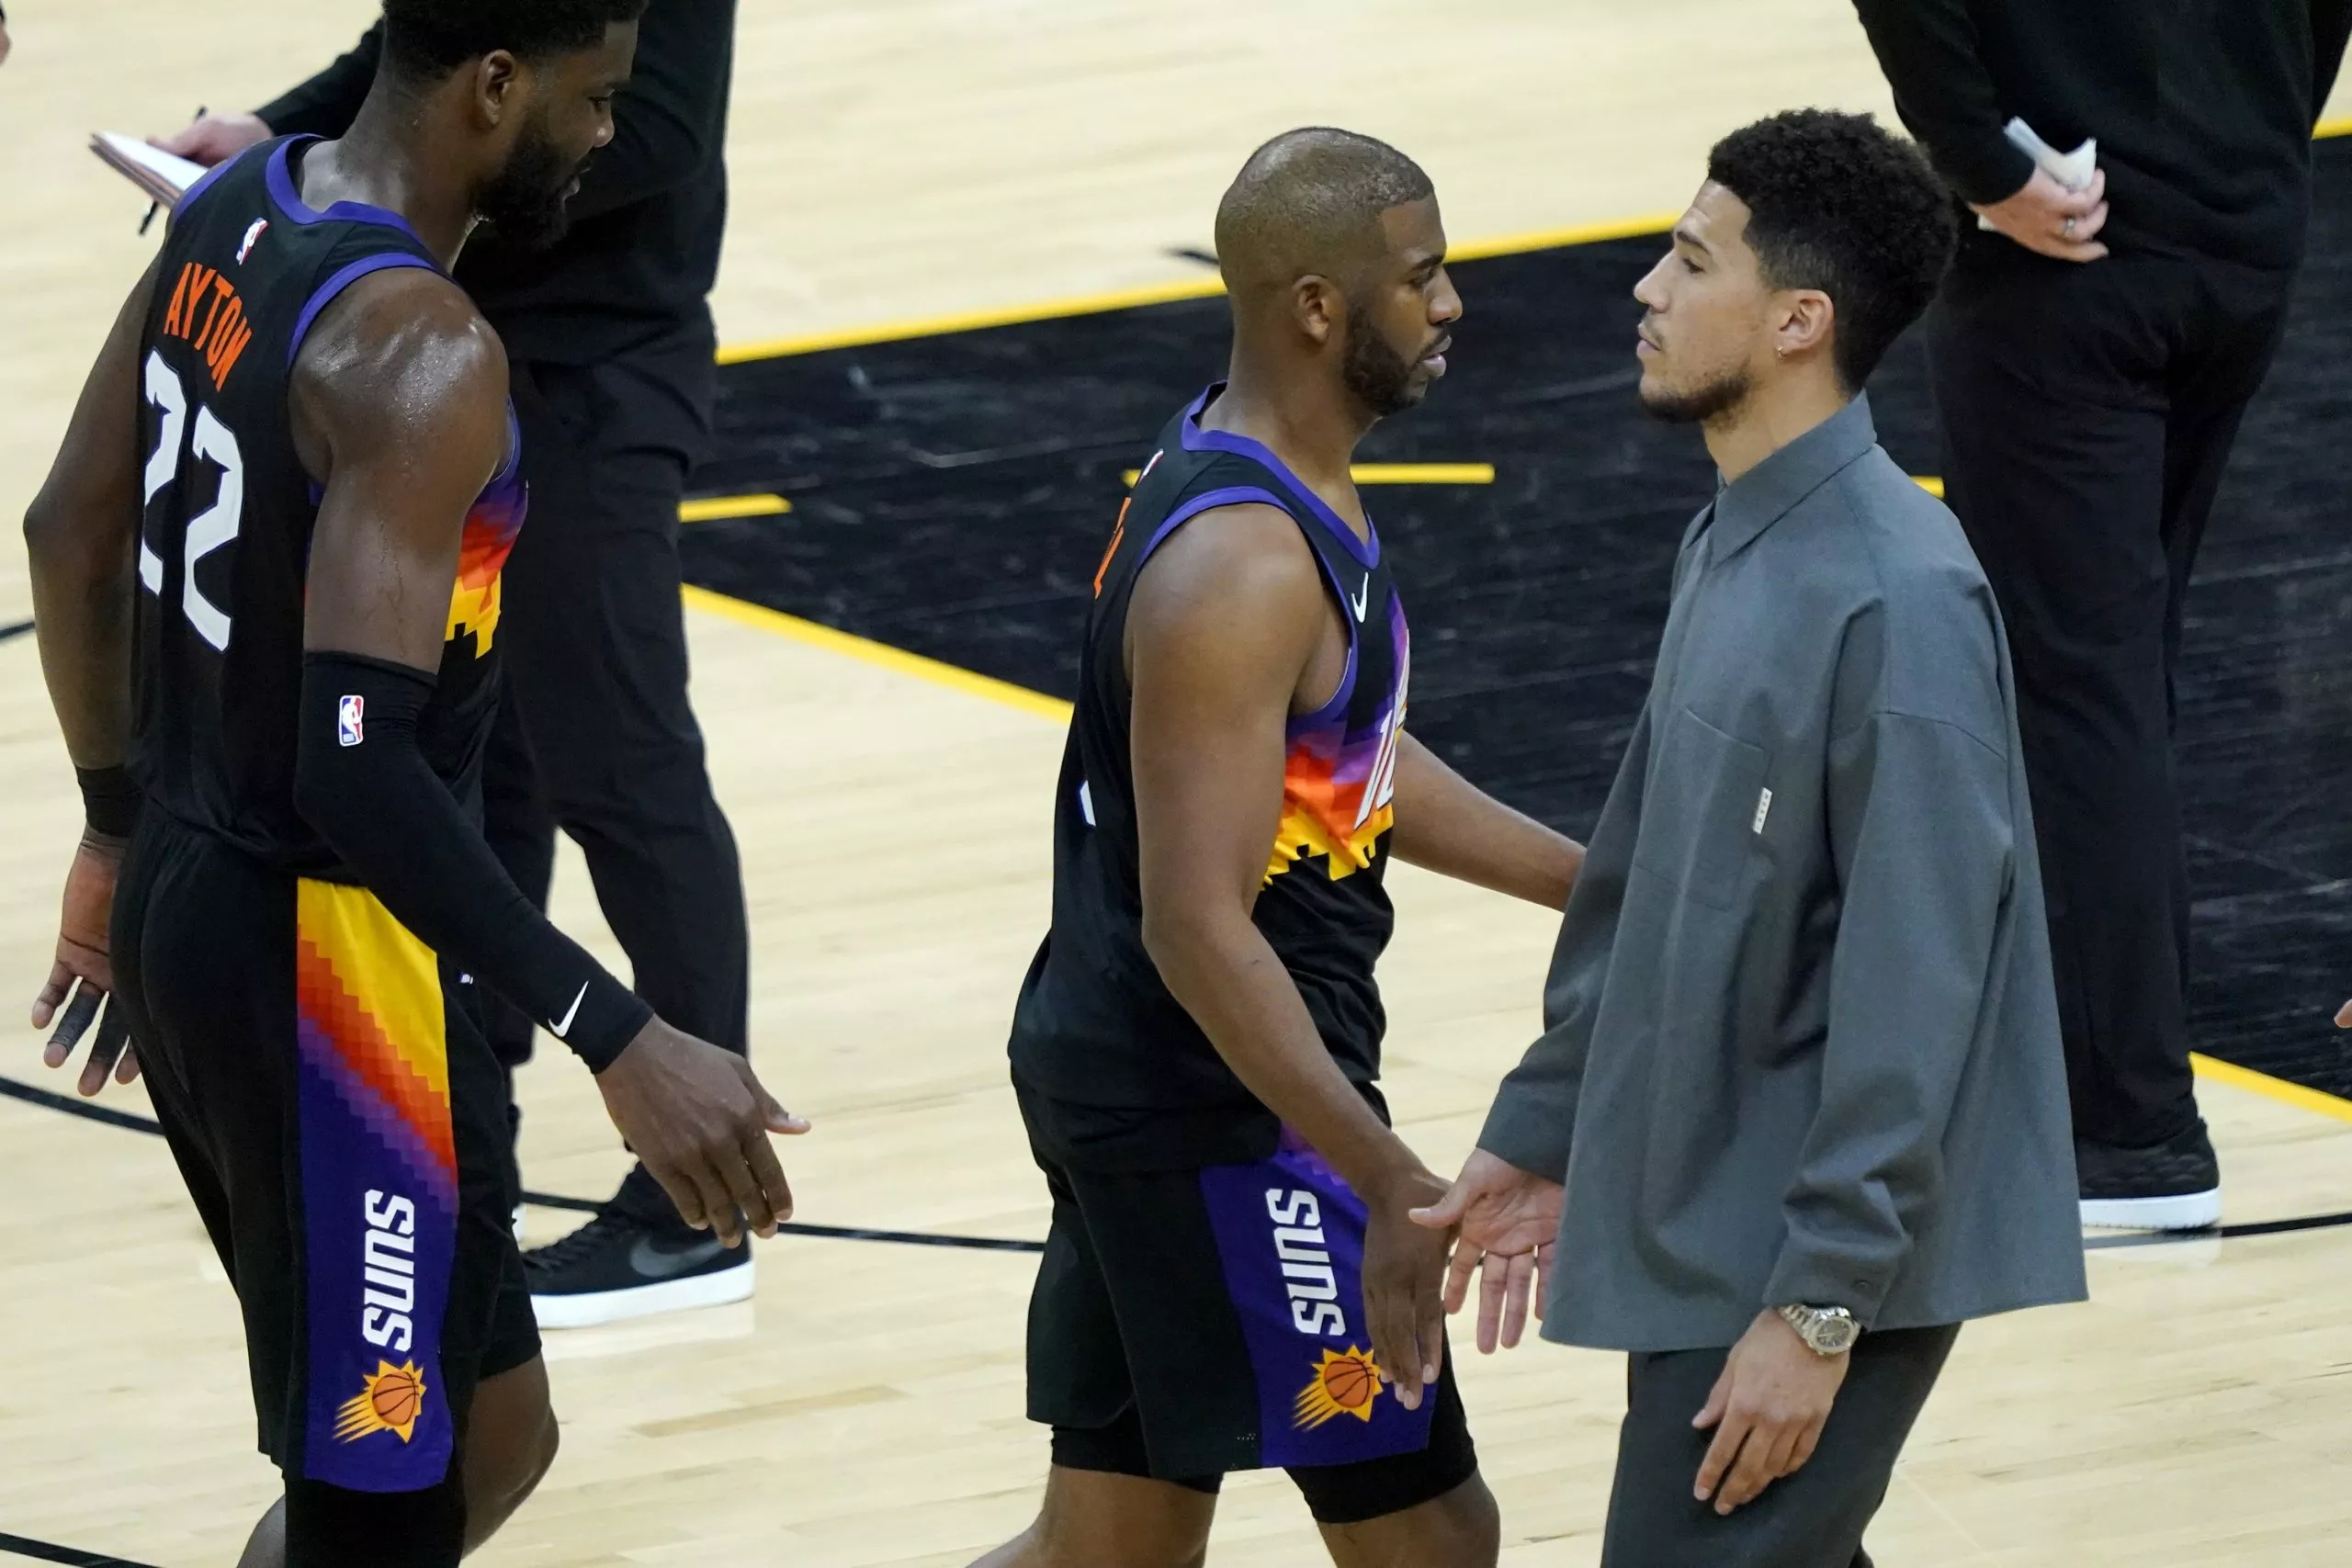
[444,424,527,654]
[293,880,459,1490]
[1266,595,1410,884]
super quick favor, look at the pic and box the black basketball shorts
[111,811,539,1505]
[1017,1089,1478,1527]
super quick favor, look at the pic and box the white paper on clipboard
[91,131,206,209]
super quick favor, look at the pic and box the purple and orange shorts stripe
[292,881,458,1493]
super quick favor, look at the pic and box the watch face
[1815,1314,1859,1355]
[1784,1305,1858,1355]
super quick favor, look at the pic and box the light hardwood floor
[4,4,2352,1564]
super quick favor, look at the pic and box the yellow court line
[719,118,2352,367]
[1119,462,1496,487]
[680,585,1075,721]
[1914,476,1945,498]
[718,276,1227,365]
[718,213,1680,366]
[1446,210,1680,264]
[1351,463,1496,485]
[680,493,792,523]
[2191,1053,2352,1125]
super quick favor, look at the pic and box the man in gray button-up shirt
[1419,111,2085,1566]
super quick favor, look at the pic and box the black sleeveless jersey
[130,137,526,877]
[1009,387,1412,1111]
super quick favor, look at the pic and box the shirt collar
[1705,393,1878,562]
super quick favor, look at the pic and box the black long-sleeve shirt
[260,1,736,363]
[1853,0,2352,270]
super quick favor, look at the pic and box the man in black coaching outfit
[1853,0,2352,1230]
[161,0,755,1322]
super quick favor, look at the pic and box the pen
[139,106,204,236]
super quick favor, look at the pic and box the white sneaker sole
[2080,1189,2221,1232]
[530,1255,756,1329]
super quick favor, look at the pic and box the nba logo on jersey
[236,219,269,265]
[337,695,365,748]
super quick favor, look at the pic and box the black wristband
[75,765,142,839]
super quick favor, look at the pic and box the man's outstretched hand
[30,832,140,1098]
[151,112,273,169]
[595,1020,810,1247]
[1411,1149,1564,1353]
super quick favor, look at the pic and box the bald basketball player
[979,129,1584,1567]
[22,4,802,1562]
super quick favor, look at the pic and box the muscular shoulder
[290,268,506,474]
[294,269,506,426]
[1129,501,1322,620]
[1124,501,1329,691]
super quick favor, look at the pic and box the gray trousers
[1601,1324,1961,1567]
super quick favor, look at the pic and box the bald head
[1215,128,1436,298]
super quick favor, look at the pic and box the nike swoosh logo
[628,1235,731,1279]
[1350,578,1372,623]
[548,982,588,1039]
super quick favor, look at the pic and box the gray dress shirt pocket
[1632,708,1772,911]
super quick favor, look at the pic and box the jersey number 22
[139,349,244,652]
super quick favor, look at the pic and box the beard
[1638,363,1752,424]
[1341,302,1426,419]
[477,115,585,253]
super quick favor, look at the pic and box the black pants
[1929,238,2294,1150]
[1600,1325,1959,1567]
[484,324,752,1201]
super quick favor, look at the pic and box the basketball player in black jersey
[22,5,803,1562]
[983,130,1584,1566]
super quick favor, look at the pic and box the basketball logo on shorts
[1292,1346,1382,1429]
[337,694,364,748]
[334,1359,428,1444]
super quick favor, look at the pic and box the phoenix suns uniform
[1006,387,1476,1522]
[109,137,538,1516]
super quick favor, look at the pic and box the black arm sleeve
[1850,0,2036,205]
[560,0,735,224]
[294,651,652,1070]
[2316,0,2352,124]
[256,23,383,140]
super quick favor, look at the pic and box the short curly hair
[382,0,649,75]
[1705,109,1954,391]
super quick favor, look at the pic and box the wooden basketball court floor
[6,4,2352,1563]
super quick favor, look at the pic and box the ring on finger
[2062,216,2077,238]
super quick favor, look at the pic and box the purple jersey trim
[287,254,437,368]
[1179,386,1382,570]
[1133,484,1291,564]
[266,136,430,243]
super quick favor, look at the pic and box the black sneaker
[2077,1120,2222,1232]
[525,1202,755,1328]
